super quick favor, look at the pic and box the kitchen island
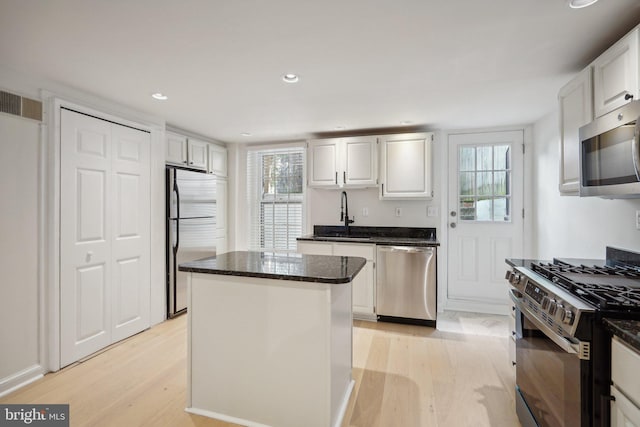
[178,251,366,427]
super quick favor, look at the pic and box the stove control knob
[505,271,513,281]
[548,300,558,316]
[510,274,521,285]
[562,309,575,325]
[541,296,550,310]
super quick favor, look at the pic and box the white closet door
[60,109,113,366]
[60,109,151,367]
[110,124,150,342]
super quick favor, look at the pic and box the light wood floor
[1,312,519,427]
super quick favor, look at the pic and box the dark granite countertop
[604,319,640,353]
[178,251,366,284]
[298,225,439,247]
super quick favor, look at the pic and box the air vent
[0,90,43,121]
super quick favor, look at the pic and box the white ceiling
[1,0,640,143]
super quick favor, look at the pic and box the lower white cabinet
[297,240,376,320]
[611,337,640,426]
[611,387,640,427]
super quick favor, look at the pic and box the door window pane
[459,147,475,171]
[459,172,475,196]
[458,144,511,222]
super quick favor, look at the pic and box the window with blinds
[247,146,305,252]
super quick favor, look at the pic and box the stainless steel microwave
[579,100,640,198]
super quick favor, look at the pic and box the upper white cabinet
[308,136,377,188]
[379,132,433,199]
[208,144,228,177]
[166,131,227,174]
[166,131,207,170]
[593,27,639,118]
[187,138,208,170]
[558,67,593,194]
[166,132,188,165]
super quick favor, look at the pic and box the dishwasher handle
[379,246,434,254]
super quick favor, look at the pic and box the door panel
[61,109,112,367]
[447,131,524,310]
[75,263,108,343]
[111,124,150,342]
[61,108,150,366]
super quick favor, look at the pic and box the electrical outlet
[636,210,640,230]
[427,206,438,217]
[395,207,402,217]
[362,207,369,217]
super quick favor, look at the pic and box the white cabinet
[208,144,228,177]
[308,136,377,188]
[297,240,376,320]
[187,138,208,170]
[333,243,375,318]
[558,68,593,194]
[379,132,433,199]
[166,132,188,165]
[593,27,639,118]
[165,132,208,170]
[611,337,640,427]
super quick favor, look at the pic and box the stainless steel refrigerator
[166,167,217,318]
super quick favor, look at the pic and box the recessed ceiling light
[151,92,168,100]
[401,120,412,125]
[282,73,300,83]
[335,126,345,130]
[240,132,252,137]
[568,0,598,8]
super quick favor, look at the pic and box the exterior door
[60,108,150,366]
[447,130,524,313]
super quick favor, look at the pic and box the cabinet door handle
[625,93,634,101]
[335,172,338,185]
[343,171,346,184]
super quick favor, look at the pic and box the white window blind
[247,146,305,252]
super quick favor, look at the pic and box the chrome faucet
[340,191,354,230]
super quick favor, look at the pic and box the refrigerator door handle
[173,176,181,220]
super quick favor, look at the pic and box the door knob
[450,222,457,228]
[450,211,457,217]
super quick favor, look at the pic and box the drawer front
[333,243,375,260]
[612,337,640,405]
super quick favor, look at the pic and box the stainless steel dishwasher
[376,246,436,326]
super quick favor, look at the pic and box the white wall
[0,113,44,392]
[532,110,640,259]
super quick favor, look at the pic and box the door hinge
[522,144,525,154]
[522,209,525,219]
[431,134,434,142]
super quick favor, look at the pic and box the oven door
[509,289,591,427]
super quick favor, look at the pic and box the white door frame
[44,96,162,372]
[440,126,534,315]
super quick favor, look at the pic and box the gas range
[506,247,640,427]
[507,254,640,340]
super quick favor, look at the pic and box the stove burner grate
[530,262,640,310]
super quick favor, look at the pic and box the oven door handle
[508,288,582,357]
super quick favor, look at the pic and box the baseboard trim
[444,299,509,315]
[0,364,46,397]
